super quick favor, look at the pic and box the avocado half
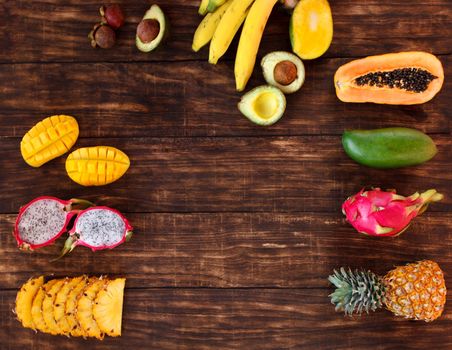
[238,85,286,126]
[261,51,305,94]
[136,4,167,53]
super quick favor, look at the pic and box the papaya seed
[273,60,298,86]
[137,19,160,44]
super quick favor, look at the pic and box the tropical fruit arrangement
[329,260,446,322]
[15,275,126,338]
[14,196,133,258]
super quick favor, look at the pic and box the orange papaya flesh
[334,52,444,105]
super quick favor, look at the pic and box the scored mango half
[21,115,79,167]
[66,146,130,186]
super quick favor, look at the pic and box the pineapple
[76,278,107,339]
[31,280,58,333]
[93,278,126,337]
[329,260,446,322]
[15,276,44,329]
[65,276,89,337]
[42,279,66,335]
[54,276,85,336]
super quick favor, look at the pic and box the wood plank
[0,56,450,138]
[1,288,452,349]
[1,212,451,289]
[0,0,450,63]
[0,136,450,214]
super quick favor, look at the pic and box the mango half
[66,146,130,186]
[21,115,79,167]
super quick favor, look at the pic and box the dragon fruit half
[342,188,443,237]
[14,196,94,250]
[57,206,133,259]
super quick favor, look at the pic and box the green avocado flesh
[342,127,437,169]
[136,5,167,53]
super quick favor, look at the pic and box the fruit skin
[329,260,447,322]
[21,115,79,168]
[14,196,94,251]
[235,0,279,91]
[56,206,133,260]
[342,188,443,237]
[238,85,286,126]
[100,4,125,30]
[89,23,116,49]
[192,0,232,52]
[65,146,130,186]
[261,51,305,94]
[290,0,333,60]
[208,0,253,64]
[334,52,444,105]
[93,278,126,337]
[342,127,437,169]
[15,276,45,329]
[136,5,168,53]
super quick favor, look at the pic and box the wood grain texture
[1,213,452,289]
[0,57,450,138]
[0,0,450,63]
[0,136,450,214]
[1,288,452,350]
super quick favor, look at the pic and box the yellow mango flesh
[66,146,130,186]
[290,0,333,60]
[21,115,79,167]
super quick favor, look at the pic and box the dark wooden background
[0,0,451,349]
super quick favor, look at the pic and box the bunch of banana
[193,0,279,92]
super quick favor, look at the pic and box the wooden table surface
[0,0,451,349]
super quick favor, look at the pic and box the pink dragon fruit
[342,188,443,237]
[14,196,94,250]
[57,206,133,259]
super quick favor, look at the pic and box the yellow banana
[192,0,233,52]
[209,0,254,64]
[235,0,278,91]
[199,0,228,15]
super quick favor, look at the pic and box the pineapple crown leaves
[328,268,386,316]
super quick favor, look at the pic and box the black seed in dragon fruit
[57,206,133,259]
[14,196,94,251]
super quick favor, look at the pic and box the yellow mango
[66,146,130,186]
[21,115,79,167]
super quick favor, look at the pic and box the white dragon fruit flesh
[14,196,94,250]
[57,206,133,259]
[342,188,443,237]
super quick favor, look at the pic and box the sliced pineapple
[65,276,90,337]
[76,278,107,339]
[31,279,58,333]
[42,278,66,335]
[93,278,126,337]
[15,276,45,329]
[54,276,85,336]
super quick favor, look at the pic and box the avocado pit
[137,19,160,44]
[274,60,298,86]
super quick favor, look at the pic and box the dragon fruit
[342,188,443,237]
[57,206,133,259]
[14,196,94,250]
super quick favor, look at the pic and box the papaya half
[334,52,444,105]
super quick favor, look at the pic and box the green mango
[342,127,437,169]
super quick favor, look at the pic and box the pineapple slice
[76,278,107,339]
[93,278,126,337]
[15,276,44,329]
[42,279,66,335]
[54,276,85,336]
[31,280,58,333]
[65,276,90,337]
